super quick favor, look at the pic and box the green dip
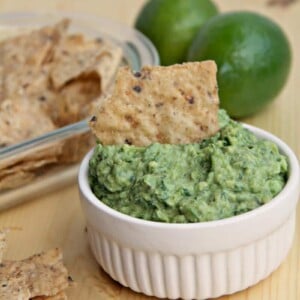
[88,110,288,223]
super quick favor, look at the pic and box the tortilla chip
[53,34,95,58]
[94,43,123,92]
[0,20,69,120]
[87,79,116,116]
[0,98,57,147]
[0,230,7,263]
[51,49,101,89]
[0,156,58,177]
[0,145,63,190]
[33,89,62,126]
[52,35,94,84]
[50,36,122,90]
[0,248,70,300]
[0,19,69,71]
[0,97,61,190]
[89,61,220,146]
[0,171,35,190]
[1,67,64,130]
[0,62,62,126]
[0,139,62,169]
[54,73,101,126]
[2,65,50,98]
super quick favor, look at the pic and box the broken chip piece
[0,98,57,146]
[89,61,220,146]
[0,248,70,300]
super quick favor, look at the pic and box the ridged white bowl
[79,124,300,300]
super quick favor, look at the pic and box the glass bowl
[0,12,159,209]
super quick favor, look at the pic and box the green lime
[187,11,292,118]
[135,0,218,65]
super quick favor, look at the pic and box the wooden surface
[1,0,300,299]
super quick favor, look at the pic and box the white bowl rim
[78,123,300,229]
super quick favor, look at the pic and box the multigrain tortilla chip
[0,97,61,190]
[50,36,122,90]
[0,248,70,300]
[0,19,69,116]
[89,61,220,146]
[0,98,57,147]
[51,48,101,89]
[55,73,101,126]
[1,66,64,129]
[0,171,35,190]
[0,146,62,190]
[2,65,50,99]
[0,230,7,263]
[0,156,58,177]
[0,21,68,122]
[0,19,69,71]
[94,43,123,92]
[0,143,62,170]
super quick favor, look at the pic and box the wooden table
[1,0,300,299]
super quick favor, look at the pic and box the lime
[135,0,218,65]
[187,12,292,118]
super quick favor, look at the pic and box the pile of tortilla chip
[0,230,71,299]
[90,61,220,146]
[0,19,122,190]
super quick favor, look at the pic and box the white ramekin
[78,124,300,300]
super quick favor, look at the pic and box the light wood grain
[0,1,299,299]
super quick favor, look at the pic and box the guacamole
[88,111,288,223]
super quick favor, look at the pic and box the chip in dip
[89,61,220,146]
[88,62,288,223]
[89,110,288,223]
